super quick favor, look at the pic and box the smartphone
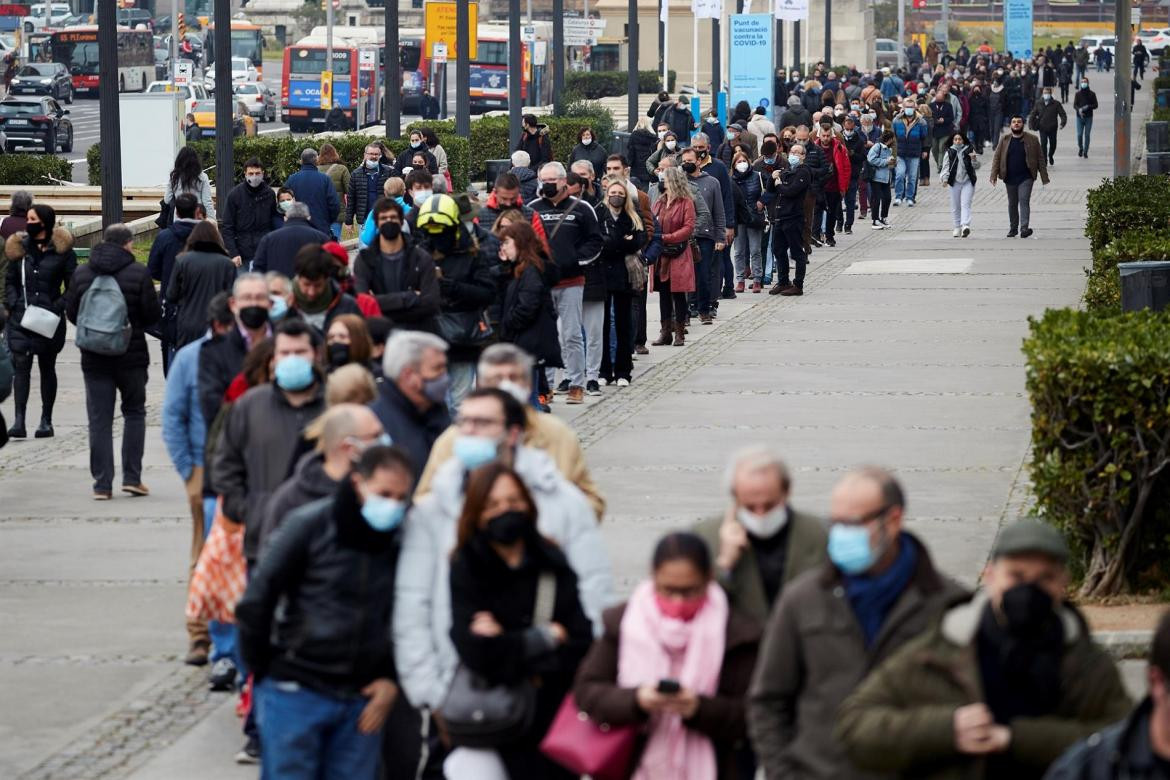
[656,678,680,695]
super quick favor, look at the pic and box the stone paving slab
[0,80,1148,777]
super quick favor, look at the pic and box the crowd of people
[0,34,1162,780]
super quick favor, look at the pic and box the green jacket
[694,507,827,624]
[835,592,1133,780]
[748,533,967,780]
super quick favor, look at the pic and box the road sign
[432,42,447,63]
[320,70,333,109]
[533,39,547,66]
[424,1,478,61]
[359,49,376,68]
[563,16,605,46]
[174,59,193,87]
[1132,6,1142,25]
[522,24,536,42]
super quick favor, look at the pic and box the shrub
[1084,175,1170,254]
[1084,229,1170,312]
[1155,75,1170,92]
[88,132,472,192]
[0,153,72,185]
[564,70,677,99]
[1155,107,1170,123]
[1024,308,1170,597]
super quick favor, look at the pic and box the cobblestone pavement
[0,79,1144,778]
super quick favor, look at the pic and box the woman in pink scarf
[573,533,762,779]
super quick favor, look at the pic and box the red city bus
[50,26,153,94]
[469,26,530,112]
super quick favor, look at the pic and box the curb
[1093,630,1152,661]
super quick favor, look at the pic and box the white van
[22,3,72,33]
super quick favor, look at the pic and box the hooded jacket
[146,218,197,297]
[510,165,539,202]
[500,261,562,368]
[166,243,236,350]
[515,123,553,169]
[392,445,614,711]
[4,227,76,356]
[220,180,280,264]
[65,241,159,374]
[258,451,341,557]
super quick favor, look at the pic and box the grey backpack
[75,274,131,356]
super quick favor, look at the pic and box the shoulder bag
[437,309,494,349]
[440,572,557,748]
[540,692,638,780]
[17,257,61,339]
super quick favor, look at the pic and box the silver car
[233,81,276,123]
[875,38,899,68]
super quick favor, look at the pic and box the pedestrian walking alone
[941,132,979,238]
[1028,87,1068,166]
[1073,78,1099,157]
[990,115,1050,239]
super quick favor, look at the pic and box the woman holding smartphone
[573,532,761,779]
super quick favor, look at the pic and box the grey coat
[687,172,726,240]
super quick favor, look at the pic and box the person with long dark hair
[164,146,215,221]
[4,203,76,438]
[496,220,561,393]
[166,220,236,350]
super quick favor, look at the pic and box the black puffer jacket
[166,243,237,350]
[65,241,160,373]
[4,227,76,356]
[511,166,539,202]
[594,204,644,294]
[569,141,608,178]
[501,261,561,367]
[352,238,441,333]
[220,180,280,264]
[626,129,658,187]
[347,162,397,226]
[236,478,401,695]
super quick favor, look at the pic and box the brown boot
[672,322,686,346]
[651,320,673,346]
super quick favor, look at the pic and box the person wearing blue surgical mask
[747,467,964,780]
[236,444,414,780]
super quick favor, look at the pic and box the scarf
[293,278,336,314]
[843,535,918,647]
[617,580,728,780]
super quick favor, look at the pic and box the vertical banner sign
[730,14,773,114]
[773,0,806,22]
[1003,0,1033,60]
[320,70,333,109]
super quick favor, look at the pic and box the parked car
[233,81,276,123]
[146,80,210,117]
[0,97,72,153]
[191,99,255,138]
[153,45,170,81]
[1079,35,1116,59]
[9,62,73,103]
[875,38,899,68]
[116,8,153,30]
[1145,28,1170,55]
[21,2,70,33]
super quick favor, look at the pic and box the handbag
[540,693,638,780]
[440,573,557,748]
[18,258,61,339]
[660,241,688,258]
[437,308,494,349]
[624,253,645,291]
[185,506,246,624]
[155,198,174,229]
[861,160,878,182]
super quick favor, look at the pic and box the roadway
[56,57,461,184]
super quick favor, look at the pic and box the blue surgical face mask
[787,153,802,167]
[422,372,450,404]
[827,523,878,575]
[274,355,315,392]
[365,158,379,169]
[268,295,288,321]
[904,107,916,117]
[361,494,406,532]
[453,434,499,470]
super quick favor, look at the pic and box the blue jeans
[202,496,237,664]
[1076,115,1093,153]
[894,156,920,202]
[255,678,381,780]
[694,237,715,315]
[330,222,342,240]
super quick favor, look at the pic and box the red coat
[649,196,696,294]
[823,138,852,194]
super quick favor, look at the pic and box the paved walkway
[0,79,1143,779]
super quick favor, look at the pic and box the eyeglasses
[829,504,893,527]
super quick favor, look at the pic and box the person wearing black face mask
[447,462,594,780]
[838,519,1131,779]
[353,197,440,334]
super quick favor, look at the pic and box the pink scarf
[617,580,728,780]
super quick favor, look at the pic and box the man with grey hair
[416,343,605,518]
[251,201,329,277]
[1,189,32,240]
[65,222,161,500]
[531,160,603,405]
[346,143,396,230]
[368,330,451,479]
[284,147,340,233]
[694,446,825,623]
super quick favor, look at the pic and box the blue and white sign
[1004,0,1033,60]
[730,14,774,118]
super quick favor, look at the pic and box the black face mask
[695,149,708,159]
[482,510,530,546]
[428,229,456,254]
[999,582,1056,637]
[238,305,269,330]
[658,181,667,193]
[540,181,559,199]
[328,343,350,369]
[607,195,626,209]
[681,162,698,174]
[379,221,402,241]
[27,223,44,237]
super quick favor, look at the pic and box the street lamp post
[455,0,470,135]
[1114,0,1131,176]
[628,0,638,130]
[386,0,400,138]
[509,0,521,148]
[98,0,121,225]
[213,0,232,193]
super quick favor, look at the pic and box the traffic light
[912,0,925,8]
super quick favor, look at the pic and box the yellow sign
[320,70,333,109]
[424,1,478,61]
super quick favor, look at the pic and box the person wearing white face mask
[695,446,826,624]
[569,126,609,182]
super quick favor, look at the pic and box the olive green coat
[835,592,1132,780]
[694,507,827,624]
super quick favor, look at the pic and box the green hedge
[1154,75,1170,92]
[564,70,677,99]
[1024,307,1170,597]
[88,132,472,193]
[1155,107,1170,123]
[409,102,615,181]
[1085,229,1170,312]
[1084,175,1170,254]
[0,154,72,185]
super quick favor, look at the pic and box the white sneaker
[952,227,961,238]
[892,198,902,206]
[871,221,885,230]
[616,378,630,387]
[906,199,916,207]
[961,225,971,238]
